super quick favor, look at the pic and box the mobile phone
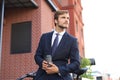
[45,55,52,67]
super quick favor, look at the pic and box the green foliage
[80,58,94,79]
[80,58,91,68]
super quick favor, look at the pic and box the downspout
[0,0,5,70]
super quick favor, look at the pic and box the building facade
[0,0,84,79]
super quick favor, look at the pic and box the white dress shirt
[51,30,65,47]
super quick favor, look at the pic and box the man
[34,10,80,80]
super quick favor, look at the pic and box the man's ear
[55,19,58,24]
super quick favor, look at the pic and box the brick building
[0,0,84,79]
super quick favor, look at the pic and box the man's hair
[54,10,69,20]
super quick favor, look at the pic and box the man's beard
[58,25,67,29]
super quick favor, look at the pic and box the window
[76,20,78,32]
[11,21,32,54]
[57,0,62,3]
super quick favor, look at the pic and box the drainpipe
[0,0,5,70]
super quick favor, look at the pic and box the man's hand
[42,60,59,74]
[42,60,49,70]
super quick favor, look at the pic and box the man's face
[55,13,70,29]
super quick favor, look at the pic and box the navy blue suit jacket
[34,31,80,80]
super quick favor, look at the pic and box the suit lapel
[58,32,68,48]
[47,31,53,53]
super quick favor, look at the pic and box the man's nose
[65,19,69,23]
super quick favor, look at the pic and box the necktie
[52,33,59,55]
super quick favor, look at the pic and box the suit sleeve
[34,34,45,68]
[58,38,80,76]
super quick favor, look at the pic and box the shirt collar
[53,30,66,36]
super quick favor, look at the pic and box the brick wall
[0,0,54,79]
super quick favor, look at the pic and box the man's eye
[67,17,70,19]
[61,17,65,18]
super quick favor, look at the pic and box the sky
[81,0,120,78]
